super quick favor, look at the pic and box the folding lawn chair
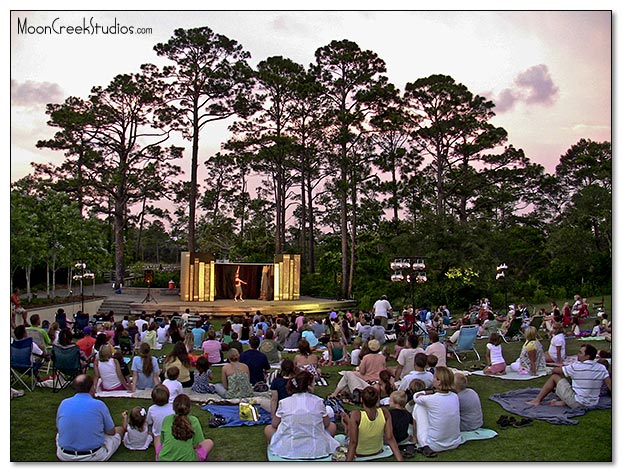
[499,317,523,343]
[73,312,90,337]
[51,344,82,393]
[529,315,544,332]
[446,325,480,363]
[26,327,51,375]
[11,337,37,392]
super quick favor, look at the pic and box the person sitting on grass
[264,370,339,460]
[214,348,254,399]
[453,373,483,432]
[411,366,462,456]
[93,344,134,392]
[398,352,433,391]
[507,326,546,376]
[162,366,184,404]
[328,339,385,400]
[122,406,153,451]
[269,358,296,416]
[544,323,567,365]
[341,386,404,461]
[55,374,124,461]
[191,356,216,394]
[388,390,413,444]
[157,394,215,462]
[147,385,174,454]
[294,338,323,382]
[483,332,507,375]
[526,343,611,408]
[326,331,348,366]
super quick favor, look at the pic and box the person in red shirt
[76,326,96,360]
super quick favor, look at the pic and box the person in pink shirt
[424,330,447,367]
[201,329,223,364]
[328,339,386,399]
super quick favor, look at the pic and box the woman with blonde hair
[508,326,546,375]
[214,348,254,399]
[94,344,134,392]
[411,366,462,456]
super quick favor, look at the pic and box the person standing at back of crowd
[11,288,29,329]
[372,295,392,329]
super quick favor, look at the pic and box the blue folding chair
[10,338,37,392]
[446,325,480,363]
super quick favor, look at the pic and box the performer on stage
[234,267,248,302]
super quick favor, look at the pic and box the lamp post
[391,256,427,307]
[496,263,508,314]
[73,261,95,314]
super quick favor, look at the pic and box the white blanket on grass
[470,369,550,380]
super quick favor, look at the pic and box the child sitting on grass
[426,354,438,375]
[483,332,506,375]
[388,390,413,444]
[147,385,174,454]
[350,337,363,366]
[191,356,216,394]
[162,366,184,404]
[123,405,153,450]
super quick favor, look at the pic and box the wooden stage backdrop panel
[180,252,300,302]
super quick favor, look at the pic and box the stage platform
[130,295,358,319]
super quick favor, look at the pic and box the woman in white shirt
[264,370,339,460]
[412,366,463,453]
[544,323,566,365]
[94,344,134,392]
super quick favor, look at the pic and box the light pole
[496,263,508,314]
[73,261,95,314]
[391,257,427,307]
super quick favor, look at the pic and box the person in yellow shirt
[341,386,403,461]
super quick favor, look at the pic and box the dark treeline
[10,27,611,310]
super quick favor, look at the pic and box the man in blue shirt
[240,336,271,385]
[56,374,124,461]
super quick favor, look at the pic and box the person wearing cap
[372,295,393,329]
[76,326,96,359]
[328,339,386,399]
[56,374,124,461]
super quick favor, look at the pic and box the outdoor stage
[129,295,358,319]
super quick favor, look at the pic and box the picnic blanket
[267,434,393,461]
[398,428,497,446]
[94,385,270,404]
[470,369,550,380]
[489,387,612,425]
[202,404,272,427]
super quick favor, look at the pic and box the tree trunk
[188,107,200,254]
[307,177,316,273]
[340,163,348,299]
[25,264,32,302]
[300,166,307,271]
[46,261,51,298]
[114,198,126,289]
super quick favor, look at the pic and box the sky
[8,5,613,186]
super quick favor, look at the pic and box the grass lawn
[10,323,612,462]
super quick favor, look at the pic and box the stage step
[98,299,133,318]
